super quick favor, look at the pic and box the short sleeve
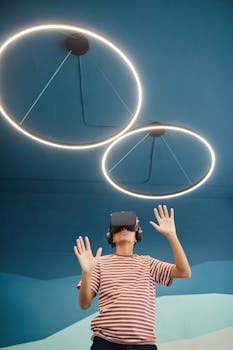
[150,257,174,287]
[76,262,101,297]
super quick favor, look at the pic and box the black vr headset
[106,211,143,248]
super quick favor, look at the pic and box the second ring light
[101,123,216,199]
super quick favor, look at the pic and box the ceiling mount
[146,121,166,137]
[65,33,89,56]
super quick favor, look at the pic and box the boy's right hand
[74,236,102,273]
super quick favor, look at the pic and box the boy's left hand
[150,205,177,239]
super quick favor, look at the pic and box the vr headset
[106,211,143,247]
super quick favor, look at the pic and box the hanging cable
[161,135,192,185]
[76,53,133,128]
[20,50,72,125]
[77,56,117,128]
[87,55,132,115]
[109,133,149,173]
[141,137,156,183]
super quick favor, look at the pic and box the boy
[74,205,191,349]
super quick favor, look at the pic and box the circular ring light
[0,24,142,149]
[102,124,216,199]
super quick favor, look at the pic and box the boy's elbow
[79,301,91,310]
[184,268,191,278]
[79,298,92,310]
[80,303,90,310]
[172,265,191,279]
[178,268,191,278]
[78,289,95,309]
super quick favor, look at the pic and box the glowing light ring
[0,24,142,149]
[102,124,216,199]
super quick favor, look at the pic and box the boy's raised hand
[74,236,102,273]
[150,205,177,239]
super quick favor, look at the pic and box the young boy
[74,205,191,349]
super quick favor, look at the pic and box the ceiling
[0,0,233,200]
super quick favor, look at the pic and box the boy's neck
[115,245,134,256]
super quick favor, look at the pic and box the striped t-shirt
[77,254,174,345]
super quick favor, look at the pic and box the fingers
[163,205,169,217]
[96,247,102,258]
[75,236,87,255]
[154,205,174,220]
[170,207,174,219]
[79,236,85,251]
[74,236,93,255]
[154,208,161,223]
[158,205,165,218]
[76,237,83,254]
[73,245,80,257]
[85,236,91,251]
[150,221,160,230]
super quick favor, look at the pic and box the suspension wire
[86,54,132,115]
[55,31,131,118]
[56,32,132,118]
[20,50,72,125]
[109,133,149,173]
[161,135,193,185]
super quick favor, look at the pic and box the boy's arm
[168,235,191,278]
[150,205,191,279]
[79,271,96,309]
[74,236,102,309]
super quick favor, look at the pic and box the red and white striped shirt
[77,254,174,345]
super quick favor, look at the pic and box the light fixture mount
[144,121,166,138]
[65,33,89,56]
